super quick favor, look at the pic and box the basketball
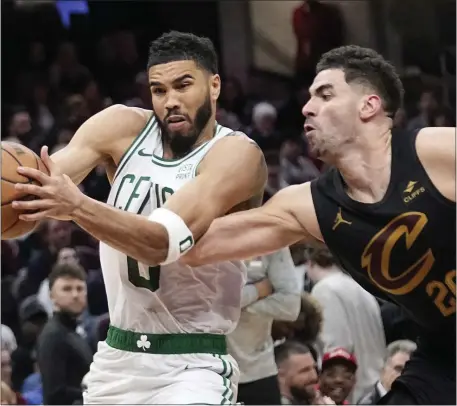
[1,142,49,240]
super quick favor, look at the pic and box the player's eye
[153,88,166,95]
[321,93,332,101]
[177,82,191,90]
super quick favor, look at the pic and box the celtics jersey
[99,115,247,334]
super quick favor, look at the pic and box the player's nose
[164,91,181,112]
[302,99,316,118]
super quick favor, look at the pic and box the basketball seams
[1,143,41,239]
[2,215,21,234]
[2,147,22,166]
[2,147,42,183]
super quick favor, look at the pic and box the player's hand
[12,145,84,221]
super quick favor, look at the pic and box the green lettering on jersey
[113,174,135,208]
[125,176,151,211]
[160,186,175,207]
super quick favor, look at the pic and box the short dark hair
[304,244,337,268]
[275,340,311,366]
[147,31,218,74]
[316,45,404,117]
[48,263,86,290]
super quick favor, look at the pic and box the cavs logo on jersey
[361,212,435,295]
[361,211,456,317]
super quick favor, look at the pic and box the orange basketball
[1,142,49,240]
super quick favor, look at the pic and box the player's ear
[360,94,382,121]
[210,74,221,101]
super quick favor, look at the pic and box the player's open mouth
[167,116,188,131]
[304,124,315,133]
[167,115,187,123]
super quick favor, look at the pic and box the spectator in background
[10,296,48,392]
[319,348,357,405]
[4,107,42,153]
[279,137,320,188]
[392,107,408,130]
[64,94,91,130]
[216,102,242,131]
[277,85,310,137]
[27,80,56,136]
[1,325,18,354]
[17,220,73,302]
[1,381,16,405]
[305,245,385,403]
[263,153,281,201]
[272,292,323,352]
[358,340,417,405]
[229,248,301,405]
[407,90,438,131]
[219,76,248,124]
[82,80,111,116]
[292,0,344,84]
[275,341,320,405]
[247,102,283,153]
[2,349,13,389]
[37,263,92,405]
[433,106,456,127]
[49,42,92,96]
[37,247,81,317]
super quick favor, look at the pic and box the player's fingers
[14,183,47,198]
[17,166,50,184]
[18,209,53,222]
[40,145,59,175]
[12,199,54,211]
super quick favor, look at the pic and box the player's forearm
[71,195,168,265]
[186,210,295,266]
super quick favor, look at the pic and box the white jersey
[99,115,247,335]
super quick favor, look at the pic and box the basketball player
[12,31,267,404]
[184,46,456,405]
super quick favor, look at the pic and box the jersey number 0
[126,185,175,292]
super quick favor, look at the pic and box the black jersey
[311,129,455,342]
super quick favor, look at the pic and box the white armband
[148,208,194,265]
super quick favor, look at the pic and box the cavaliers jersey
[311,129,456,342]
[99,115,246,334]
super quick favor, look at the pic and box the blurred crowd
[1,2,455,405]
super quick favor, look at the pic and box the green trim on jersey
[150,124,223,167]
[150,141,210,167]
[113,114,157,182]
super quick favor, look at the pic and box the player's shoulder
[92,104,154,133]
[217,129,260,149]
[416,126,455,158]
[206,129,264,163]
[415,126,455,202]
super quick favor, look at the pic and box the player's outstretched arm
[16,134,268,266]
[50,105,149,185]
[183,184,313,266]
